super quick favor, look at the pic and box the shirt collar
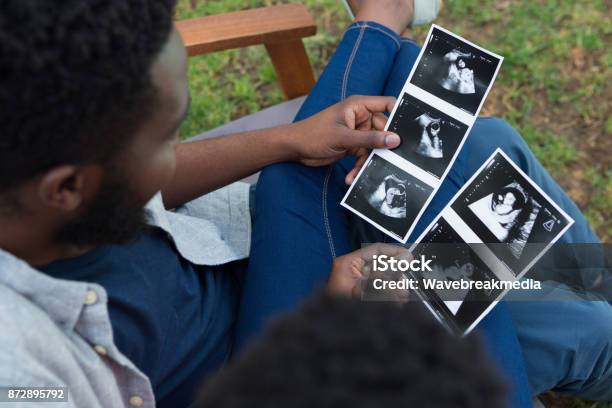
[0,194,166,333]
[0,248,95,332]
[0,194,164,332]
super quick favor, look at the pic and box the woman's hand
[328,243,411,301]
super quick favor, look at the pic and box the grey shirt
[0,182,251,407]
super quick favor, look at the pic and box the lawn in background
[176,3,610,406]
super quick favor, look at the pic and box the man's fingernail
[385,133,400,147]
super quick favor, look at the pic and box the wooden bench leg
[265,40,315,100]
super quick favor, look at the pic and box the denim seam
[364,25,401,49]
[400,37,419,46]
[322,166,337,259]
[345,23,401,50]
[341,25,365,100]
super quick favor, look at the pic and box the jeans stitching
[364,25,401,49]
[345,23,402,50]
[333,24,365,258]
[345,21,367,31]
[323,166,337,259]
[341,25,365,100]
[333,23,401,256]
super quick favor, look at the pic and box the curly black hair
[197,293,508,408]
[0,0,177,194]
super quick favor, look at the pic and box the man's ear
[37,165,104,212]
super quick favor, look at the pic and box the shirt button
[129,395,144,407]
[93,345,107,356]
[84,290,98,305]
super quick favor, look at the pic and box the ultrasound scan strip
[407,149,574,335]
[342,25,503,242]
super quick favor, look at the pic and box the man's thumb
[348,129,400,149]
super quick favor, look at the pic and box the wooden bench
[176,4,317,100]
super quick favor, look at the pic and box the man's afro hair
[0,0,177,193]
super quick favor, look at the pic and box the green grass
[175,2,611,406]
[175,0,611,243]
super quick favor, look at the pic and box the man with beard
[0,1,610,407]
[0,1,414,407]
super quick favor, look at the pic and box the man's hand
[289,96,400,185]
[163,96,399,209]
[328,243,411,300]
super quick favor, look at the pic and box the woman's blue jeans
[234,22,611,405]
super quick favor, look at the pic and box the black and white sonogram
[451,151,573,274]
[390,93,469,178]
[411,217,501,335]
[410,27,502,115]
[344,155,433,240]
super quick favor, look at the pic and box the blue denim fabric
[235,21,611,405]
